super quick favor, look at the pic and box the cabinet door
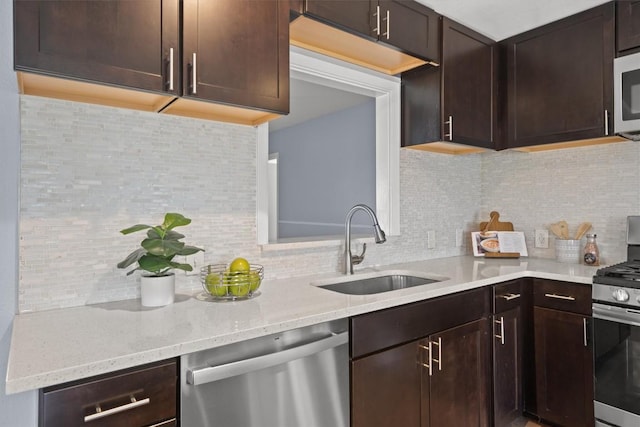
[351,340,421,427]
[14,0,179,94]
[617,0,640,55]
[379,1,440,62]
[534,307,594,427]
[304,0,372,38]
[441,18,496,149]
[401,18,495,149]
[493,307,522,427]
[425,319,491,427]
[182,0,289,114]
[503,3,614,148]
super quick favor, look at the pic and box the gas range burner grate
[594,261,640,287]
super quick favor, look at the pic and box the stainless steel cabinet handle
[168,47,174,91]
[444,116,453,140]
[544,293,576,301]
[84,396,150,422]
[374,5,381,36]
[383,9,390,39]
[583,318,588,347]
[431,337,442,371]
[495,317,505,345]
[187,331,348,386]
[191,52,197,95]
[604,110,609,136]
[498,293,521,301]
[419,343,432,376]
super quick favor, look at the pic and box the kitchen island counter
[6,255,598,394]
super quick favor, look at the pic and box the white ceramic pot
[140,273,175,307]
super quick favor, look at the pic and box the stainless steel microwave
[614,51,640,139]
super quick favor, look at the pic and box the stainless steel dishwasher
[181,319,349,427]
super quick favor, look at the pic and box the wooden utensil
[549,222,566,239]
[558,220,569,239]
[574,222,592,240]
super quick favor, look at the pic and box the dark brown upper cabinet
[302,0,439,62]
[375,1,440,63]
[14,0,289,125]
[178,0,289,116]
[290,0,439,75]
[501,3,615,149]
[14,0,179,108]
[616,0,640,56]
[402,17,497,152]
[301,0,372,39]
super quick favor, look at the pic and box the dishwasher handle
[186,331,348,386]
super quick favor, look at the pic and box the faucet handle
[351,243,367,266]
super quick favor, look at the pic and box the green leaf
[164,230,186,241]
[162,213,191,231]
[138,254,173,274]
[169,261,193,272]
[117,248,146,269]
[141,238,185,257]
[120,224,151,235]
[177,245,204,256]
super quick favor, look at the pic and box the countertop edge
[5,257,598,394]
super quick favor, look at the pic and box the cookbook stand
[478,211,520,258]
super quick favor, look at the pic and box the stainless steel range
[592,216,640,427]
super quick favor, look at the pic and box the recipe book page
[496,231,528,256]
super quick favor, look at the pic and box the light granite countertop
[5,255,600,394]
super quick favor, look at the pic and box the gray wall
[0,1,38,425]
[269,100,376,238]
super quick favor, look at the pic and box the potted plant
[117,212,204,307]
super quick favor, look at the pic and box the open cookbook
[471,231,528,257]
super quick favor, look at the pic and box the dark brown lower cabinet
[493,307,522,426]
[424,319,491,427]
[534,306,594,427]
[352,340,421,427]
[39,358,178,427]
[351,318,490,427]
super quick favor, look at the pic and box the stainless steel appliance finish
[592,217,640,426]
[592,301,640,427]
[181,319,349,427]
[614,52,640,139]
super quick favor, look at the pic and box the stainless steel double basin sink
[313,271,448,295]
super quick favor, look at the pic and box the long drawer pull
[544,293,575,301]
[498,293,521,301]
[84,396,150,422]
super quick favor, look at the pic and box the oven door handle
[593,303,640,327]
[186,331,348,386]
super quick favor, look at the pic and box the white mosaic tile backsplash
[19,95,639,312]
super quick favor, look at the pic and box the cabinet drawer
[350,286,490,359]
[40,359,177,427]
[493,279,525,313]
[533,279,591,315]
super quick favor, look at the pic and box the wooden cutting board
[479,211,514,232]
